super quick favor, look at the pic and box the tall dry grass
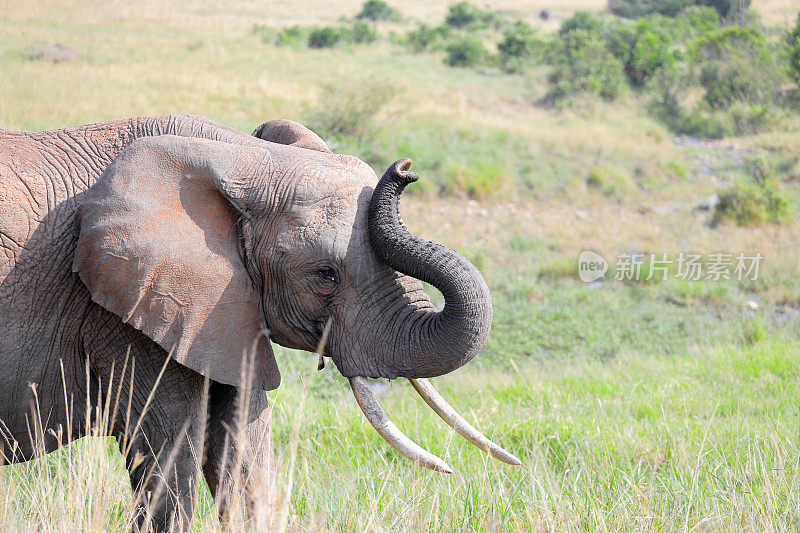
[3,337,800,531]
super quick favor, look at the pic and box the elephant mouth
[348,377,520,472]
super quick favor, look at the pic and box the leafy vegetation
[713,155,793,226]
[606,16,678,86]
[586,164,634,196]
[263,1,799,140]
[275,25,306,47]
[305,22,378,48]
[355,0,400,22]
[694,27,782,109]
[403,24,452,53]
[497,21,546,73]
[609,0,751,20]
[443,1,497,29]
[545,28,627,104]
[305,81,394,141]
[308,26,345,48]
[790,12,800,86]
[443,36,489,67]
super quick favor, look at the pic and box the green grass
[4,337,800,530]
[263,335,800,530]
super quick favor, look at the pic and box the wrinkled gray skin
[0,115,492,530]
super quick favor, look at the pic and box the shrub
[350,21,377,44]
[607,16,678,86]
[444,2,495,29]
[497,21,547,73]
[546,29,627,104]
[586,164,634,195]
[444,36,489,67]
[305,82,395,140]
[652,88,781,138]
[558,11,605,36]
[608,0,750,20]
[672,6,719,38]
[308,26,345,48]
[699,0,750,21]
[649,23,787,138]
[712,156,792,226]
[356,0,400,21]
[404,24,452,53]
[275,26,306,47]
[693,26,782,109]
[789,11,800,85]
[713,180,792,226]
[609,0,692,18]
[306,23,378,48]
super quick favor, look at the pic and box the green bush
[586,164,634,195]
[497,21,547,73]
[693,26,782,109]
[444,2,495,29]
[308,26,345,48]
[546,29,627,104]
[699,0,750,20]
[712,156,792,226]
[649,22,787,138]
[671,6,719,38]
[350,21,377,43]
[607,16,678,86]
[404,24,451,53]
[356,0,400,21]
[608,0,750,20]
[652,85,781,138]
[305,82,395,140]
[713,180,792,226]
[789,11,800,85]
[558,11,605,36]
[306,23,378,48]
[444,36,489,67]
[275,26,306,47]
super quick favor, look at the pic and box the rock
[693,194,719,211]
[25,43,79,63]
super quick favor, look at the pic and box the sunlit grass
[2,337,799,531]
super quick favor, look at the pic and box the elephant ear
[252,119,330,152]
[73,135,280,390]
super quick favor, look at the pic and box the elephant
[0,114,519,530]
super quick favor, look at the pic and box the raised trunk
[367,159,493,378]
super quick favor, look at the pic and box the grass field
[1,0,799,531]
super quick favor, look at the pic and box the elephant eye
[317,267,338,284]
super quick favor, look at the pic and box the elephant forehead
[281,198,368,258]
[278,155,376,204]
[283,166,373,233]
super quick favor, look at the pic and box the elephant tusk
[349,376,453,474]
[409,378,521,466]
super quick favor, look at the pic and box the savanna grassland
[1,0,800,531]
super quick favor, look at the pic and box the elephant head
[73,119,519,472]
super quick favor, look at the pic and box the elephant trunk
[367,159,493,378]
